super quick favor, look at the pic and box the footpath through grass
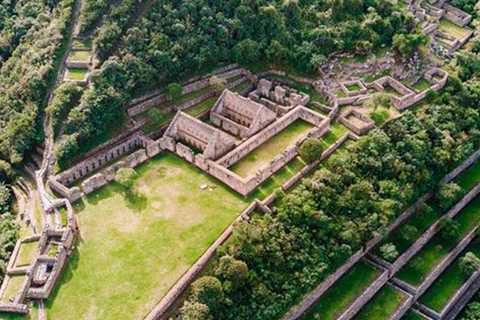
[353,284,406,320]
[303,261,380,320]
[419,238,480,311]
[397,195,480,285]
[46,152,250,320]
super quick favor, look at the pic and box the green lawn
[353,285,406,320]
[0,275,26,303]
[303,261,380,320]
[229,120,314,177]
[346,84,361,92]
[413,78,432,92]
[68,50,91,62]
[439,19,472,39]
[46,153,250,320]
[14,241,38,267]
[321,122,349,147]
[335,90,347,98]
[67,68,87,80]
[456,159,480,191]
[398,195,480,285]
[72,39,92,49]
[420,239,480,311]
[364,70,391,83]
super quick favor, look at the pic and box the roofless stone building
[210,89,276,138]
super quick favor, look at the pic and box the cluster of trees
[0,0,74,164]
[59,0,423,162]
[0,161,18,284]
[78,0,118,35]
[177,49,480,318]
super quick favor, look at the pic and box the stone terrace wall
[338,108,375,136]
[444,4,472,27]
[282,146,480,320]
[127,65,248,117]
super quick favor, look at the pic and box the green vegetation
[353,285,406,320]
[398,196,480,285]
[46,153,250,320]
[402,311,425,320]
[72,39,93,49]
[346,84,361,91]
[0,275,25,303]
[230,121,314,177]
[68,51,91,62]
[14,241,38,267]
[413,78,432,92]
[67,68,88,80]
[304,261,380,320]
[420,239,480,311]
[439,19,472,39]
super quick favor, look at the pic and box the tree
[164,83,182,101]
[461,301,480,320]
[180,301,212,320]
[115,168,137,190]
[439,218,460,242]
[148,108,164,123]
[460,252,480,276]
[402,224,418,242]
[233,39,260,64]
[209,76,227,91]
[0,160,13,183]
[56,134,80,167]
[0,183,11,214]
[392,32,427,60]
[190,276,224,311]
[436,182,463,210]
[299,138,324,163]
[380,243,398,261]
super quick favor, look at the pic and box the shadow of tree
[124,189,148,212]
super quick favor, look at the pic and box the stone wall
[217,106,328,168]
[444,4,472,27]
[127,65,247,117]
[338,108,375,135]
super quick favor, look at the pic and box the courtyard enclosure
[45,153,250,320]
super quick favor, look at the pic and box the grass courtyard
[66,68,87,80]
[353,284,406,320]
[397,195,480,285]
[439,19,472,39]
[419,238,480,311]
[67,50,91,62]
[229,120,314,177]
[45,152,250,320]
[303,261,380,320]
[13,241,38,268]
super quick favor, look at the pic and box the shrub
[459,252,480,276]
[299,138,323,163]
[371,109,390,126]
[436,182,463,210]
[380,243,398,262]
[115,168,137,189]
[190,276,224,311]
[439,218,460,242]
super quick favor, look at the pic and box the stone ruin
[164,112,236,160]
[407,0,474,57]
[248,79,310,114]
[210,89,277,139]
[338,108,375,136]
[0,199,77,314]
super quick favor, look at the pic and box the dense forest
[177,33,480,320]
[58,0,424,163]
[0,0,74,164]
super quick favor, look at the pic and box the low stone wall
[337,271,390,320]
[338,108,375,136]
[127,65,246,117]
[217,106,328,168]
[443,272,480,320]
[444,4,472,27]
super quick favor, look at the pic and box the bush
[436,182,463,210]
[380,243,398,262]
[299,138,323,163]
[190,276,224,312]
[115,168,137,189]
[371,109,390,126]
[439,218,460,242]
[459,252,480,276]
[56,134,80,167]
[180,301,212,320]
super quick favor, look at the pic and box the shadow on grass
[124,189,148,212]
